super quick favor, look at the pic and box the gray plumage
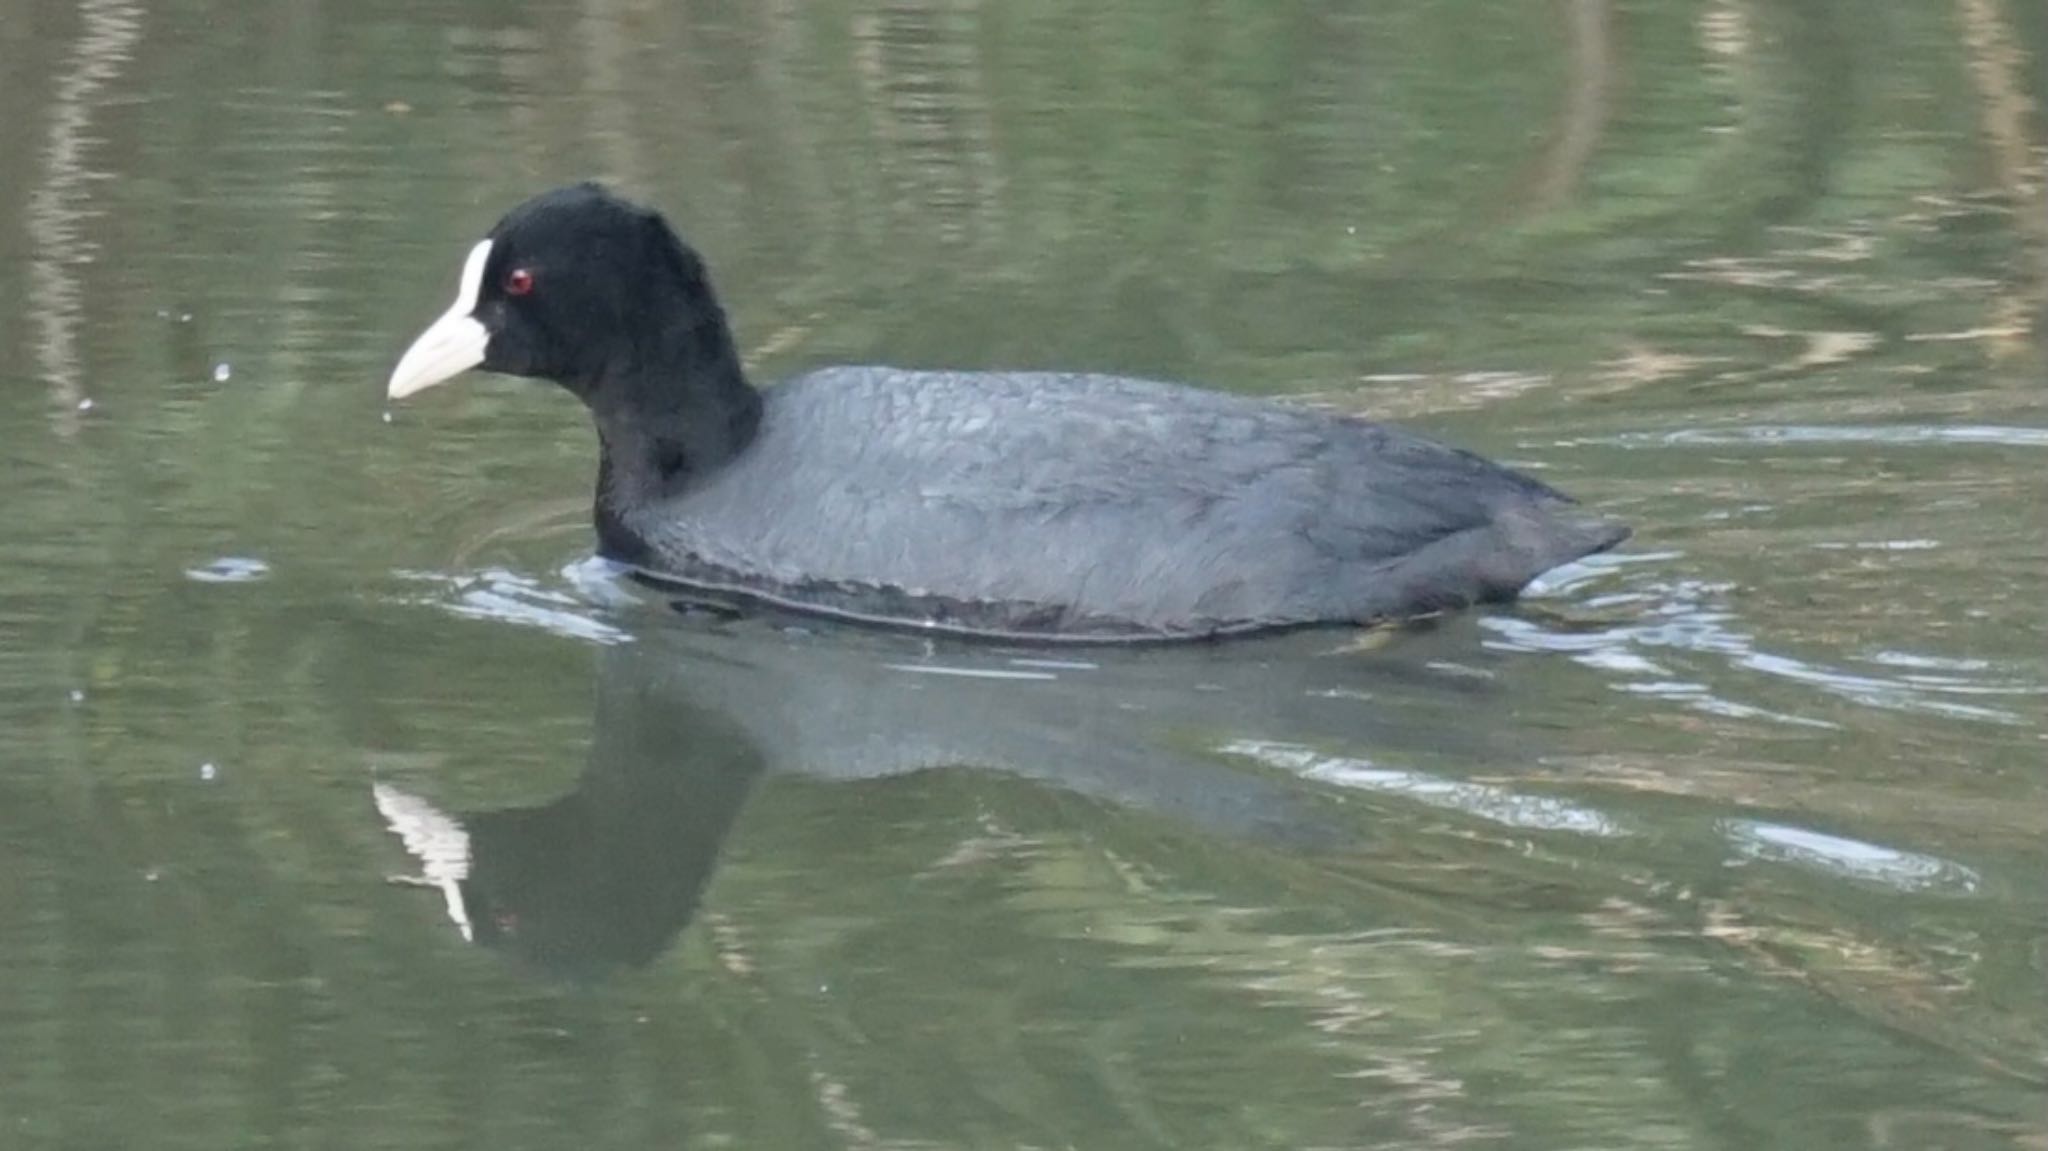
[612,367,1627,641]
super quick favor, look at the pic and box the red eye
[504,267,535,296]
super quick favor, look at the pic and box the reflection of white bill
[374,783,475,942]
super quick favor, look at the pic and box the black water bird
[388,183,1627,643]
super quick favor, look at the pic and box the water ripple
[1223,742,1983,896]
[1222,739,1626,837]
[391,568,634,646]
[1490,556,2037,727]
[1724,819,1980,893]
[184,556,271,584]
[1566,424,2048,450]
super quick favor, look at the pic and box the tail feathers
[1341,503,1629,622]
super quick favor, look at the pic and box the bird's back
[613,367,1626,640]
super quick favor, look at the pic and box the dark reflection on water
[373,567,1513,981]
[375,637,769,982]
[2,0,2045,1146]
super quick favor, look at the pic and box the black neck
[589,307,762,525]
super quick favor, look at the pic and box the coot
[388,183,1627,643]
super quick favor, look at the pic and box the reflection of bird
[374,666,766,983]
[368,601,1511,982]
[386,183,1627,644]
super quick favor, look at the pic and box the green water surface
[1,1,2043,1147]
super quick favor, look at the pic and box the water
[2,1,2044,1147]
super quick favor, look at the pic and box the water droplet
[212,362,232,382]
